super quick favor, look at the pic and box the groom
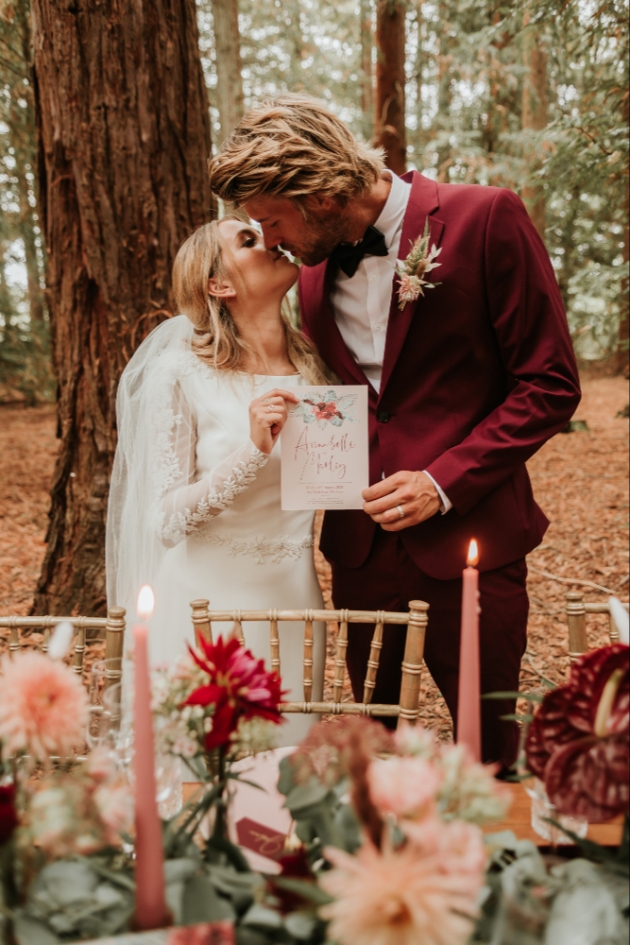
[209,95,580,766]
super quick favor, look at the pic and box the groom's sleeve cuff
[423,471,452,514]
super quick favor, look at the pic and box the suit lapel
[301,259,371,390]
[379,173,445,399]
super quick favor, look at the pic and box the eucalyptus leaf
[277,756,296,796]
[242,903,283,930]
[284,778,331,815]
[284,911,318,939]
[235,928,273,945]
[182,873,235,924]
[271,877,333,907]
[13,915,60,945]
[35,860,98,907]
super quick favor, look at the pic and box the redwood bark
[31,0,213,615]
[375,0,407,174]
[617,90,629,375]
[211,0,244,141]
[522,15,547,239]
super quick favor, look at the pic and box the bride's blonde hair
[172,218,329,384]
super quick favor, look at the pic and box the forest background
[0,0,627,619]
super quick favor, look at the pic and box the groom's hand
[362,471,442,531]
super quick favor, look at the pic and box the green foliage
[0,0,52,402]
[0,0,627,393]
[195,0,628,360]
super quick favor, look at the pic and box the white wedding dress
[107,317,325,746]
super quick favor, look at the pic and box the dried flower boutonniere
[395,220,442,310]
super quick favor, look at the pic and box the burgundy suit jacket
[298,172,581,580]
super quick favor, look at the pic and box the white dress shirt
[329,172,452,513]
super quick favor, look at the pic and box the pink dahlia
[320,834,484,945]
[367,755,442,820]
[0,652,88,761]
[525,643,629,821]
[402,816,487,877]
[185,636,285,751]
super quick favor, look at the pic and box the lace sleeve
[153,383,269,547]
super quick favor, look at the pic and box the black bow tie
[330,225,388,277]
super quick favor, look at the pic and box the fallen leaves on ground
[1,374,628,736]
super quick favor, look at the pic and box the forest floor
[1,373,628,735]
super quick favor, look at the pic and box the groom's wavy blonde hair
[172,218,329,384]
[208,94,386,207]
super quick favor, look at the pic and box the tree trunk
[360,0,374,142]
[413,0,423,158]
[16,167,45,324]
[617,91,629,375]
[521,13,547,240]
[287,0,306,92]
[31,0,213,616]
[435,1,451,182]
[375,0,407,174]
[619,182,629,374]
[4,0,45,324]
[211,0,244,142]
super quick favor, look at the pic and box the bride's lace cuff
[159,441,269,546]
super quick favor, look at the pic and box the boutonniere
[395,219,442,310]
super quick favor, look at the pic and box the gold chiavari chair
[0,607,126,685]
[565,591,629,662]
[189,598,428,726]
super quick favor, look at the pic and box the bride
[106,217,329,744]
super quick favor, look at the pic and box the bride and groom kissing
[107,94,580,767]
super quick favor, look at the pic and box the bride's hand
[249,388,299,454]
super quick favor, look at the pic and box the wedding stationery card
[281,385,369,510]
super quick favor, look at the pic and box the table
[183,780,624,849]
[483,781,624,846]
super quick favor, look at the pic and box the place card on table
[280,385,369,510]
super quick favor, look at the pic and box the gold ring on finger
[396,505,404,519]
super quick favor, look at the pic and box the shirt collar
[373,171,411,248]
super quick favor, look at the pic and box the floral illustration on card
[290,390,359,428]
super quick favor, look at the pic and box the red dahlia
[525,643,629,822]
[185,636,285,752]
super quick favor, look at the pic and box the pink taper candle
[457,540,482,763]
[133,585,169,930]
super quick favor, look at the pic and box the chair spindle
[566,592,588,662]
[398,600,428,726]
[303,611,314,702]
[362,615,384,704]
[190,599,213,647]
[333,612,348,703]
[232,614,245,645]
[8,620,20,658]
[104,606,126,688]
[609,612,620,645]
[269,612,281,676]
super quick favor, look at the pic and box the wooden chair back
[565,591,629,661]
[0,607,126,679]
[190,598,428,725]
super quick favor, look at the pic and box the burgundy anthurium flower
[0,783,19,845]
[526,643,629,822]
[184,635,286,752]
[267,845,314,914]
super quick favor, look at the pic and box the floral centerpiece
[1,635,628,945]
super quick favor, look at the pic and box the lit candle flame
[467,539,479,568]
[137,585,155,619]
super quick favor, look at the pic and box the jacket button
[376,410,391,423]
